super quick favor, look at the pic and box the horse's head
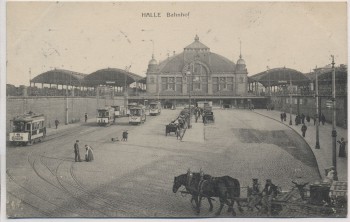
[173,174,186,193]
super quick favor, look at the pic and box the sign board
[278,80,288,84]
[106,81,115,84]
[326,100,333,108]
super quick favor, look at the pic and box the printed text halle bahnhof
[141,12,190,18]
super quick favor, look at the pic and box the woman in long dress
[85,145,94,162]
[337,138,347,157]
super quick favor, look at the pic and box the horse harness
[185,171,217,197]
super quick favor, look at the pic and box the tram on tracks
[127,103,138,116]
[97,107,115,126]
[9,112,46,146]
[149,101,161,116]
[111,105,121,118]
[129,105,146,125]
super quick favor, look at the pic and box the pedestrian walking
[55,119,59,129]
[85,145,94,162]
[280,113,283,122]
[85,113,88,123]
[313,114,317,125]
[295,115,299,126]
[283,112,287,122]
[321,113,326,125]
[74,140,81,162]
[301,123,307,137]
[337,138,347,157]
[301,113,305,124]
[306,114,310,125]
[122,130,128,141]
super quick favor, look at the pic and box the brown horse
[198,175,243,216]
[173,172,214,214]
[173,172,242,216]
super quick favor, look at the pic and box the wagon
[203,111,214,124]
[166,123,179,137]
[241,180,347,217]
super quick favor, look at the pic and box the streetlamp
[289,74,293,125]
[315,66,320,149]
[186,70,192,129]
[331,55,338,180]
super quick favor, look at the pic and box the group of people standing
[74,140,94,162]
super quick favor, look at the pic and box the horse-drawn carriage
[265,180,348,216]
[165,123,179,137]
[203,111,214,124]
[173,170,347,217]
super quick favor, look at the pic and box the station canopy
[83,68,144,87]
[249,67,310,87]
[305,65,347,82]
[31,69,86,86]
[139,77,147,84]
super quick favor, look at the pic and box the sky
[6,1,348,86]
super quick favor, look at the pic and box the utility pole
[289,74,293,125]
[65,84,69,125]
[315,66,320,149]
[331,55,338,180]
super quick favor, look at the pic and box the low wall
[6,96,126,132]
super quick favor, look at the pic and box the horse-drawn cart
[165,123,179,137]
[203,111,214,124]
[173,170,347,217]
[242,180,347,217]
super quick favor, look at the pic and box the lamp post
[186,70,192,129]
[289,74,293,125]
[315,66,320,149]
[65,83,69,125]
[331,55,338,180]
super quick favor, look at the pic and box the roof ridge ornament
[239,40,242,59]
[195,34,199,41]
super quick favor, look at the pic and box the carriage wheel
[26,140,33,146]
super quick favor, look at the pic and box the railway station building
[142,35,267,108]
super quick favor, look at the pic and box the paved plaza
[7,109,347,218]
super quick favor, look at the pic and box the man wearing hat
[261,179,277,216]
[74,140,81,162]
[248,178,261,211]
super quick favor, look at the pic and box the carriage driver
[247,178,261,211]
[261,179,277,216]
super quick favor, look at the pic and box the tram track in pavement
[6,168,82,217]
[7,124,116,217]
[7,116,157,217]
[7,191,51,217]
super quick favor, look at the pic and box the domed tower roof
[148,54,157,65]
[236,55,247,73]
[237,56,246,65]
[147,54,158,73]
[235,41,247,73]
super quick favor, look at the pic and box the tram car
[149,101,161,116]
[9,112,46,146]
[111,105,121,118]
[129,106,146,125]
[127,103,138,116]
[97,107,115,126]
